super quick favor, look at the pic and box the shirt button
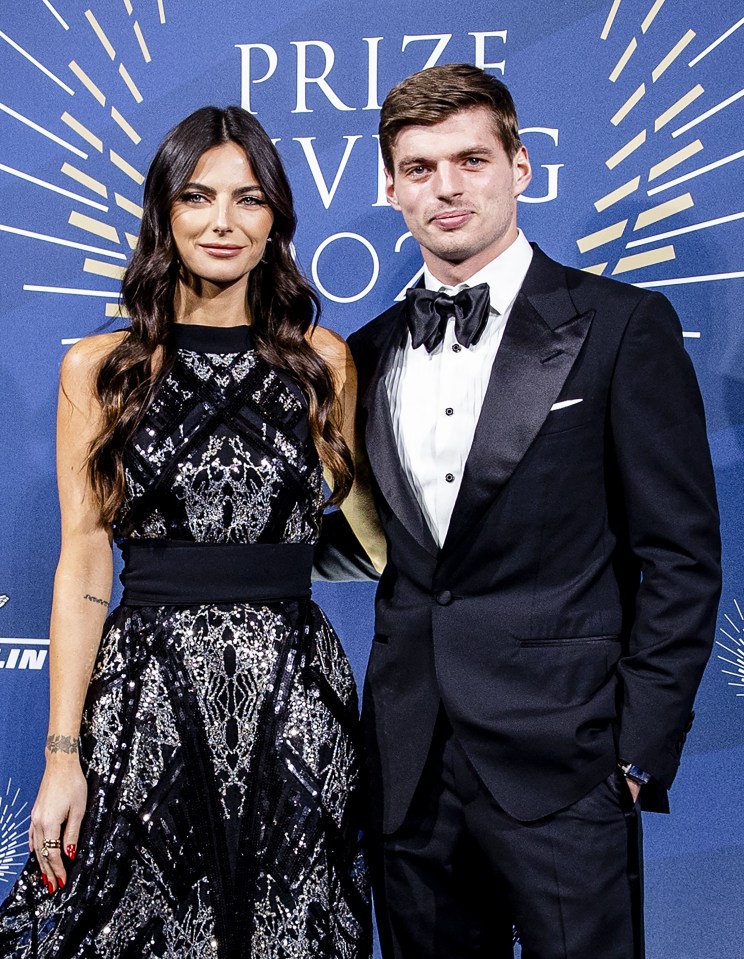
[452,343,462,353]
[445,407,454,416]
[436,590,453,606]
[445,472,455,483]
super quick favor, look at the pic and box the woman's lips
[200,245,244,258]
[431,211,472,231]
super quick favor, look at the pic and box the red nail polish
[66,844,77,861]
[58,877,66,890]
[41,873,47,885]
[46,881,54,895]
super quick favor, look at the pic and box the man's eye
[465,157,483,166]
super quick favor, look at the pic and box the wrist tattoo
[83,594,109,607]
[46,734,80,755]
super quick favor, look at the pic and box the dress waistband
[118,540,314,607]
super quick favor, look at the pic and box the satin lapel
[359,305,439,556]
[442,249,594,555]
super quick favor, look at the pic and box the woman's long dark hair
[87,106,353,524]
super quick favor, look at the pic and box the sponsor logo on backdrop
[0,596,49,674]
[0,779,29,884]
[716,598,744,698]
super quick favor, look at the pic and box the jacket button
[436,590,453,605]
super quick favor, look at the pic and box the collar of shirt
[422,229,534,316]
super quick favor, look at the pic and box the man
[325,63,721,958]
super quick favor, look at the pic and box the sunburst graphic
[0,595,9,609]
[716,597,744,698]
[0,778,30,883]
[577,1,744,337]
[0,0,170,337]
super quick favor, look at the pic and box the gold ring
[41,838,62,857]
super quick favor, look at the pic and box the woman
[0,106,384,958]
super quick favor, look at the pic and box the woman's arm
[310,327,387,574]
[29,335,121,894]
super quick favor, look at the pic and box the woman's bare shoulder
[60,331,129,401]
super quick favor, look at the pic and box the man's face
[386,106,532,283]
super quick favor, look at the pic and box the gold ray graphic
[577,219,628,253]
[69,210,121,244]
[612,83,646,126]
[83,258,127,280]
[626,210,744,249]
[125,232,138,250]
[652,30,696,82]
[582,262,609,275]
[612,245,676,274]
[158,0,166,24]
[641,0,666,34]
[111,107,141,144]
[118,63,143,103]
[0,102,87,158]
[105,302,129,317]
[115,192,143,218]
[634,192,694,230]
[85,10,116,60]
[123,0,133,15]
[672,87,744,138]
[610,37,637,82]
[110,150,144,185]
[648,147,744,195]
[61,162,108,198]
[595,176,641,212]
[133,21,152,63]
[42,0,70,30]
[649,140,703,180]
[0,29,74,95]
[689,14,744,67]
[601,0,623,41]
[69,61,106,106]
[654,84,704,131]
[606,129,647,169]
[60,111,103,152]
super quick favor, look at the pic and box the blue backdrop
[1,1,742,955]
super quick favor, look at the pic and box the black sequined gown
[0,324,371,959]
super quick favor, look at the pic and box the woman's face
[170,141,274,292]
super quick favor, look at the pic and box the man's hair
[379,63,522,173]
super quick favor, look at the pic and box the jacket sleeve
[312,509,380,582]
[610,290,721,788]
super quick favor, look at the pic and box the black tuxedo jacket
[344,245,721,834]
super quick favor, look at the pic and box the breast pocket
[538,398,590,435]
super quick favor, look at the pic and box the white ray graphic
[41,0,69,30]
[0,779,30,883]
[0,29,74,94]
[717,598,744,697]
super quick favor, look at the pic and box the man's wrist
[618,761,651,786]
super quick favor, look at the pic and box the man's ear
[513,145,532,199]
[385,170,401,211]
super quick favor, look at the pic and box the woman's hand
[29,748,87,894]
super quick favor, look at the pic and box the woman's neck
[174,278,251,327]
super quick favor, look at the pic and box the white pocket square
[550,398,583,411]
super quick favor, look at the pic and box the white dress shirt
[386,230,533,546]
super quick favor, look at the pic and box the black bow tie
[405,282,491,353]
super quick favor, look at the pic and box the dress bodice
[115,324,324,545]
